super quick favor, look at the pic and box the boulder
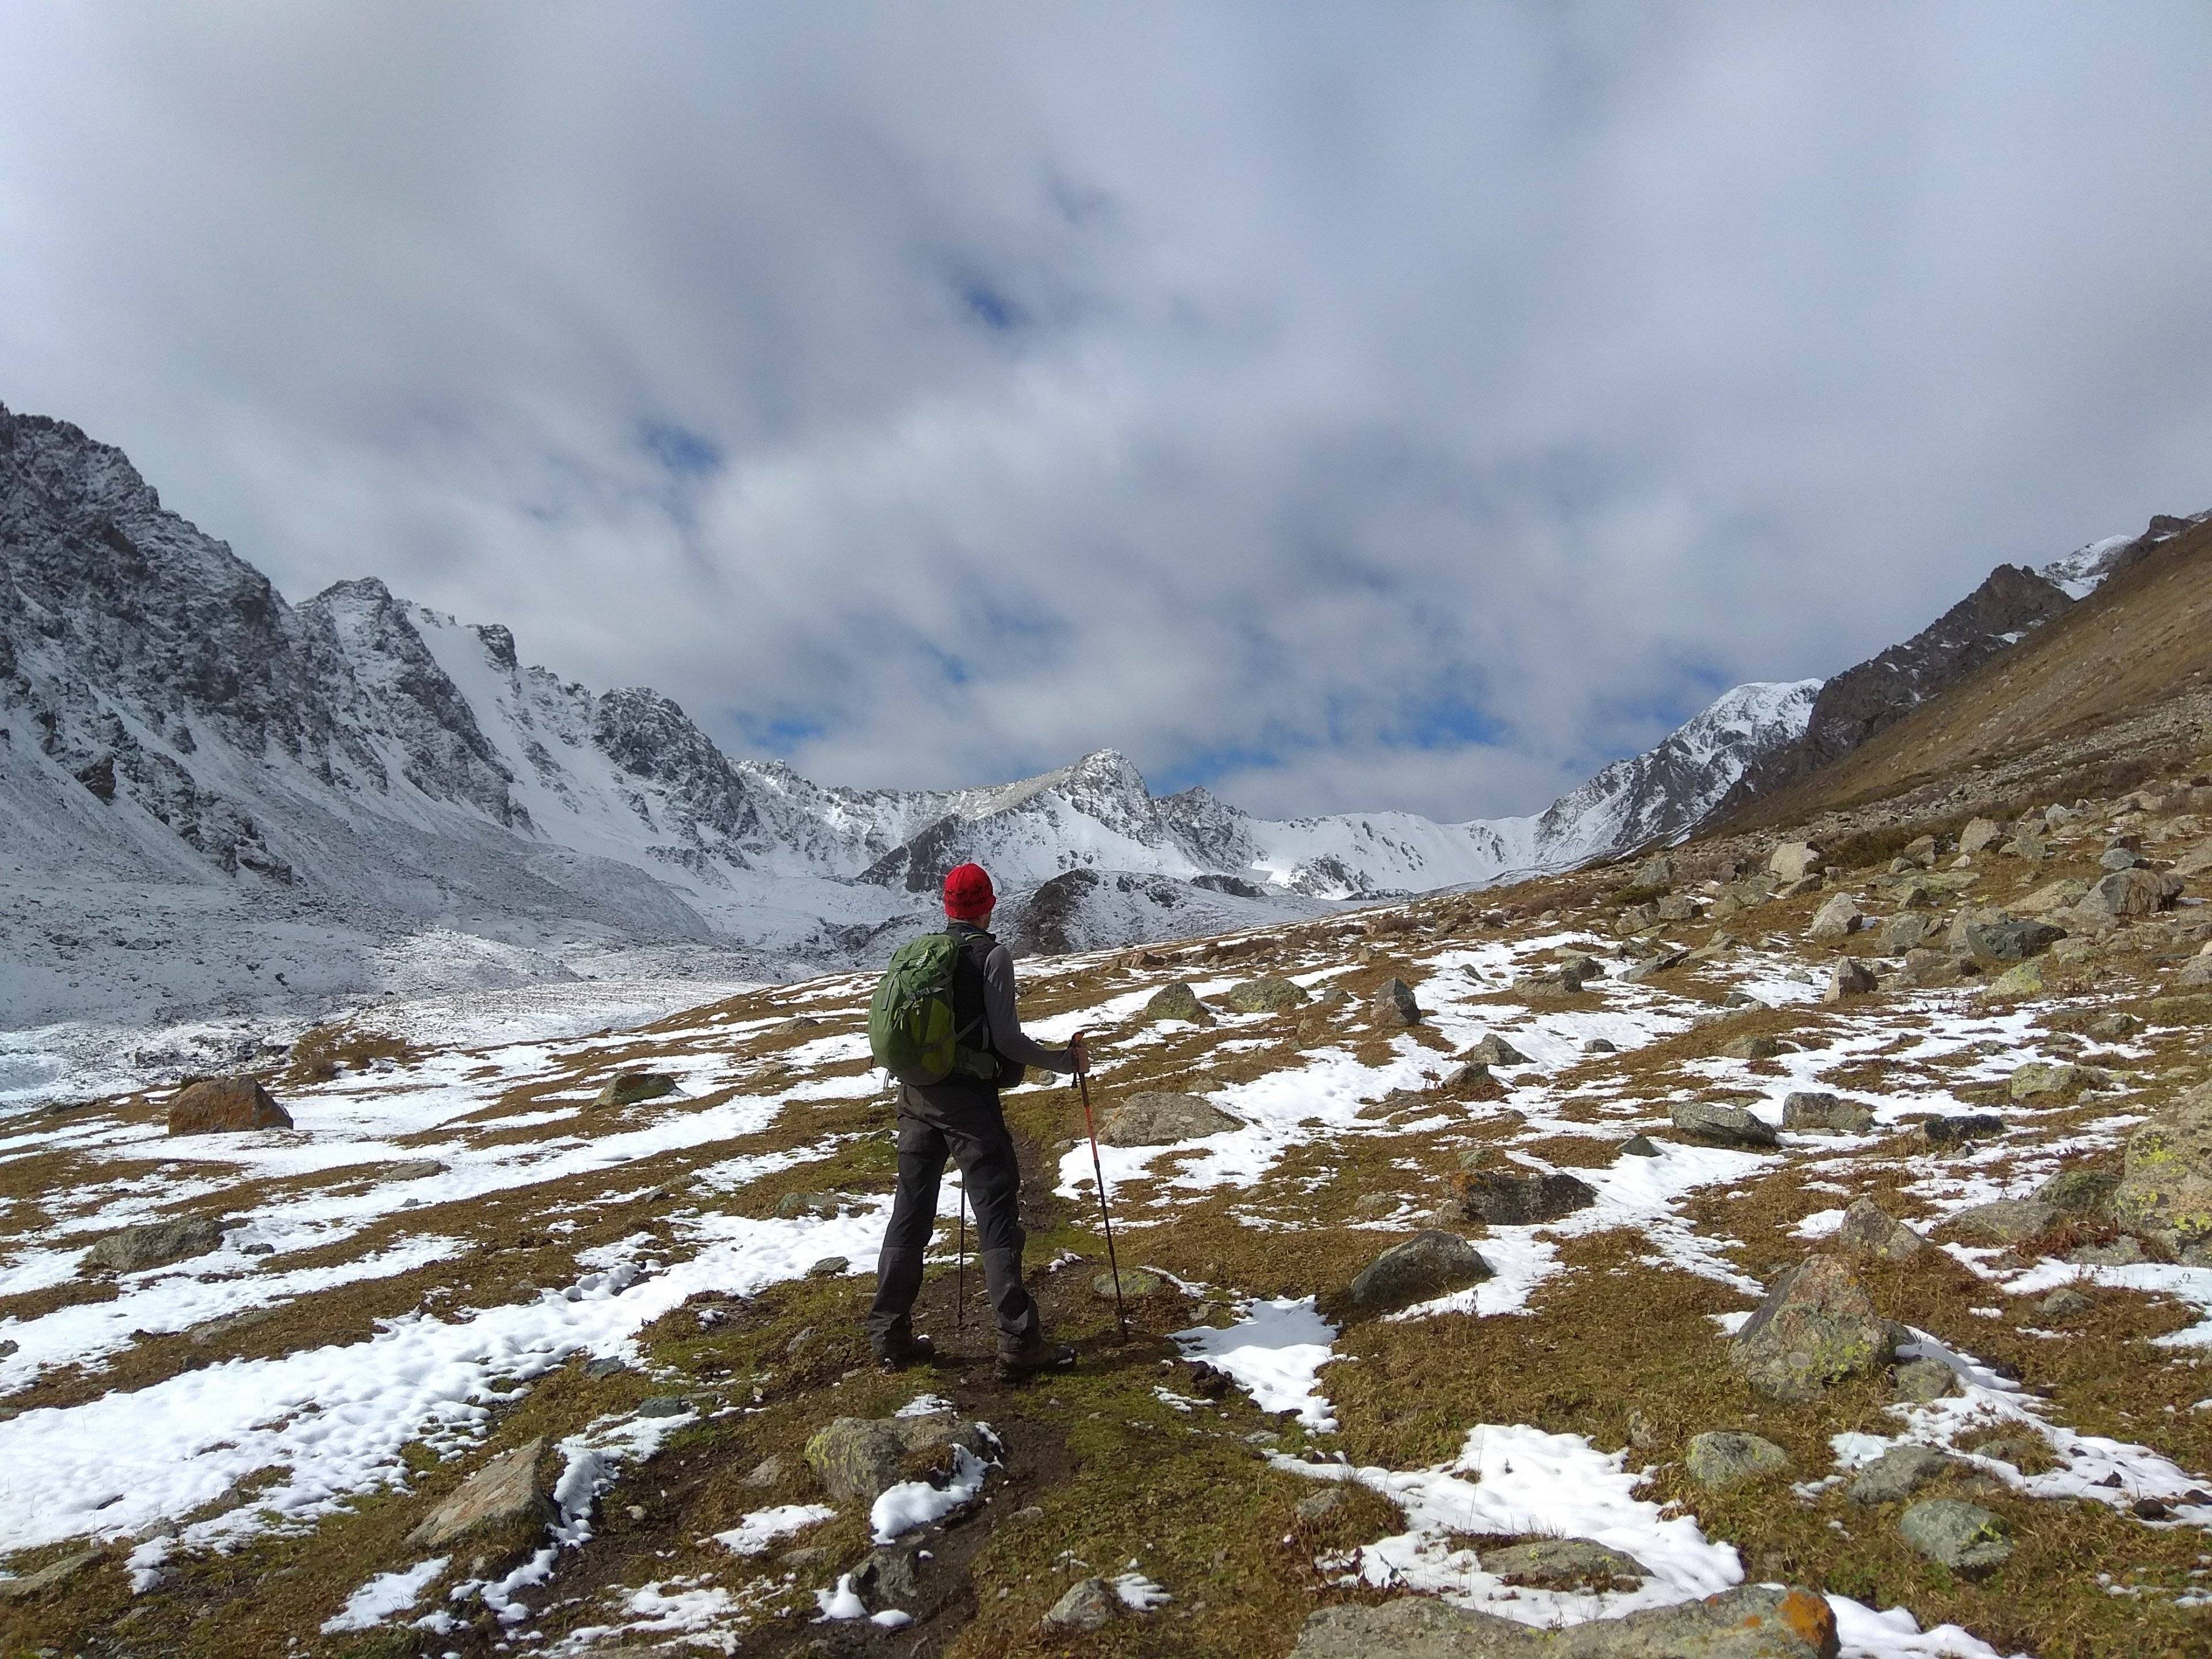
[1728,1255,1897,1403]
[1782,1092,1876,1135]
[1807,893,1863,942]
[385,1159,445,1181]
[594,1072,677,1109]
[1097,1092,1241,1146]
[1656,893,1703,923]
[1041,1577,1119,1633]
[2100,847,2150,872]
[1618,1134,1660,1158]
[82,1215,226,1274]
[1834,1199,1925,1260]
[1891,1359,1957,1402]
[1964,919,2066,963]
[1946,1199,2058,1245]
[1465,1033,1530,1066]
[1922,1114,2003,1149]
[1847,1445,1955,1506]
[1983,960,2046,999]
[2039,1286,2094,1320]
[1347,1230,1493,1313]
[2111,1081,2212,1247]
[1959,817,2006,855]
[1684,1431,1790,1489]
[1093,1267,1164,1299]
[1453,1169,1597,1226]
[1222,976,1309,1014]
[1669,1102,1779,1150]
[1620,947,1689,983]
[2015,878,2089,915]
[1373,978,1423,1025]
[1769,842,1824,882]
[804,1412,992,1506]
[1719,1033,1789,1061]
[1142,982,1212,1024]
[167,1077,292,1136]
[2070,1237,2147,1266]
[1897,1499,2012,1575]
[1879,912,1938,956]
[2180,953,2212,989]
[0,1548,102,1604]
[410,1438,552,1549]
[2081,868,2183,920]
[1632,853,1676,888]
[849,1544,923,1612]
[1822,958,1878,1003]
[1479,1538,1648,1589]
[2034,1166,2118,1215]
[776,1191,844,1219]
[1289,1585,1838,1658]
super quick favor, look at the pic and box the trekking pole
[955,1178,967,1333]
[1072,1035,1127,1341]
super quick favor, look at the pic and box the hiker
[868,862,1089,1376]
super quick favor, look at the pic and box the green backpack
[868,933,1000,1086]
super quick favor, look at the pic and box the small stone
[1656,893,1703,922]
[385,1159,445,1180]
[636,1396,691,1418]
[1373,978,1422,1025]
[1684,1430,1790,1488]
[1880,912,1938,955]
[2039,1287,2094,1320]
[1479,1537,1649,1588]
[1041,1576,1120,1633]
[594,1071,678,1109]
[1959,817,2006,855]
[744,1454,787,1487]
[1782,1092,1876,1135]
[1287,1586,1836,1659]
[1922,1114,2003,1149]
[1897,1498,2012,1574]
[1669,1101,1779,1149]
[1142,982,1212,1024]
[167,1076,292,1136]
[1835,1198,1925,1260]
[805,1256,850,1279]
[1346,1229,1493,1313]
[1294,1487,1349,1524]
[805,1414,991,1506]
[1849,1445,1955,1505]
[1465,1033,1529,1066]
[1617,1134,1661,1158]
[1891,1358,1958,1402]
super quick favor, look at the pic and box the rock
[1584,1037,1618,1054]
[410,1438,551,1548]
[1097,1091,1241,1146]
[2069,1237,2146,1267]
[1466,1033,1529,1066]
[805,1256,849,1278]
[1684,1431,1790,1489]
[1442,1062,1494,1092]
[1823,958,1878,1003]
[167,1077,292,1135]
[1922,1114,2003,1149]
[1979,957,2048,1002]
[1633,853,1676,888]
[2081,868,2183,920]
[0,1548,101,1603]
[2180,955,2212,988]
[1964,919,2066,963]
[1295,1486,1350,1524]
[1946,1200,2058,1245]
[1897,1499,2012,1574]
[1480,1538,1649,1589]
[1769,842,1823,882]
[1288,1585,1838,1658]
[1520,955,1603,996]
[1142,982,1213,1024]
[1093,1267,1164,1299]
[1835,1199,1925,1260]
[2114,1081,2212,1248]
[804,1412,991,1505]
[743,1453,787,1487]
[2010,1061,2105,1102]
[82,1215,225,1274]
[2015,878,2088,916]
[849,1544,923,1611]
[1454,1169,1597,1226]
[2039,1286,2094,1319]
[385,1159,445,1180]
[2033,1166,2118,1215]
[637,1395,692,1419]
[1782,1092,1875,1135]
[1656,893,1703,923]
[1620,946,1690,983]
[1347,1229,1494,1313]
[2086,1012,2141,1040]
[1618,1135,1661,1158]
[1891,1359,1957,1402]
[1728,1255,1897,1403]
[777,1191,844,1219]
[1808,893,1863,941]
[1880,912,1938,955]
[1374,978,1423,1025]
[1042,1576,1120,1633]
[1849,1445,1955,1505]
[1669,1102,1779,1150]
[770,1016,821,1038]
[594,1071,677,1109]
[2100,847,2150,872]
[1720,1033,1789,1060]
[1222,976,1309,1014]
[1959,817,2006,855]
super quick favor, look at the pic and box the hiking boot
[875,1333,937,1373]
[995,1340,1075,1380]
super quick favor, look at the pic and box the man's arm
[980,944,1077,1072]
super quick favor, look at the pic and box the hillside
[5,709,2212,1654]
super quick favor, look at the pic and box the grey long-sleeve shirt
[950,922,1076,1074]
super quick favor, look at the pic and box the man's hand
[1069,1029,1091,1076]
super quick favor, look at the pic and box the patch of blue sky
[638,419,722,477]
[733,711,830,759]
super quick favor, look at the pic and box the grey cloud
[3,2,2209,821]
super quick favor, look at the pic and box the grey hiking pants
[867,1087,1040,1356]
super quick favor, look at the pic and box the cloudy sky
[3,4,2210,821]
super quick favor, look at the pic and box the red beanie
[943,862,995,921]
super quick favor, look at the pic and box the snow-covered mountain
[1,400,1817,1025]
